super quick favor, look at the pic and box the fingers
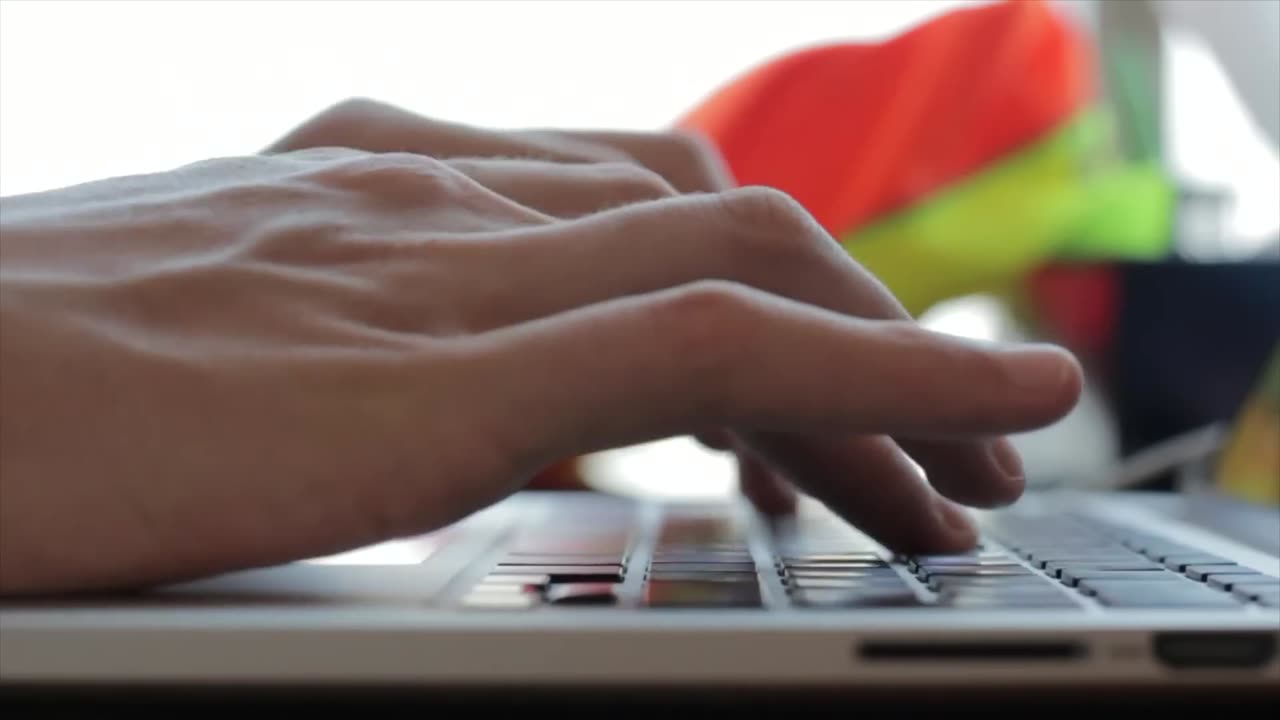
[734,444,799,517]
[447,187,855,330]
[454,187,1064,506]
[746,432,978,553]
[445,158,676,218]
[460,281,1081,496]
[267,98,631,164]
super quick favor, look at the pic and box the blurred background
[1,0,1276,503]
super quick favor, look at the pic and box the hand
[0,147,1080,595]
[266,98,805,513]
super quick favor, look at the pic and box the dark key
[645,580,761,608]
[546,583,620,606]
[1161,554,1234,571]
[1184,564,1251,582]
[1208,574,1280,592]
[648,562,756,573]
[489,565,622,583]
[1060,569,1172,586]
[791,587,922,608]
[1044,560,1162,576]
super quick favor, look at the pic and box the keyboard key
[1208,574,1280,592]
[1161,554,1234,571]
[1183,564,1251,582]
[913,560,1020,573]
[1076,577,1193,596]
[1094,593,1244,609]
[489,565,623,583]
[783,562,890,573]
[647,570,758,582]
[908,552,1011,565]
[921,567,1032,577]
[789,568,901,580]
[788,576,911,590]
[645,558,752,568]
[1060,569,1173,586]
[791,587,922,608]
[928,577,1053,592]
[780,553,885,564]
[546,583,620,606]
[938,594,1080,609]
[1026,553,1139,567]
[1233,585,1280,602]
[645,580,761,608]
[1044,560,1162,576]
[652,551,752,562]
[500,554,621,566]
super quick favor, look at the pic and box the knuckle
[327,96,388,119]
[718,186,813,236]
[655,280,761,391]
[660,130,734,189]
[594,163,677,204]
[665,130,720,165]
[715,186,831,265]
[245,218,346,264]
[313,152,462,202]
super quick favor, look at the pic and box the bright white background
[2,0,1276,498]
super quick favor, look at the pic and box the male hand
[0,138,1080,597]
[267,98,853,514]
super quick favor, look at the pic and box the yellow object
[1214,345,1280,507]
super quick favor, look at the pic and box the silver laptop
[1,473,1277,691]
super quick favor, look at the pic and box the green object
[839,105,1173,317]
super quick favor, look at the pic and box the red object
[677,0,1095,236]
[1026,264,1119,359]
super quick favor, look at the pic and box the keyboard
[451,500,1280,612]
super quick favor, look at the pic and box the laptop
[1,368,1278,695]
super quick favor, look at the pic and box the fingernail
[989,439,1024,480]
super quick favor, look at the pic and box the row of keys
[460,519,636,609]
[907,551,1080,609]
[985,515,1280,609]
[779,553,921,608]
